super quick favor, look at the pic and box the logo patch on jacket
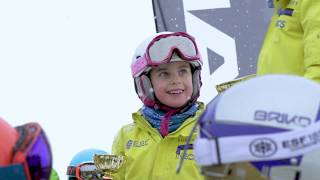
[275,19,286,29]
[126,139,149,149]
[176,144,195,160]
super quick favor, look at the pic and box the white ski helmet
[194,75,320,180]
[131,31,202,110]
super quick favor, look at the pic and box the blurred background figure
[67,148,108,180]
[0,118,53,180]
[193,75,320,180]
[257,0,320,83]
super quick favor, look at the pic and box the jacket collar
[132,102,205,137]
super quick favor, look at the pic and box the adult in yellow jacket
[112,31,205,180]
[257,0,320,83]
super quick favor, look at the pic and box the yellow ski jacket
[112,102,205,180]
[257,0,320,83]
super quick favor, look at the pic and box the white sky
[0,1,155,179]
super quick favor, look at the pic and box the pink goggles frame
[132,32,201,77]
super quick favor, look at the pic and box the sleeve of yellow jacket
[112,127,127,180]
[112,127,125,180]
[301,0,320,83]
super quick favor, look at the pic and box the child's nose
[170,74,182,84]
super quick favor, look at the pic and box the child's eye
[179,69,189,75]
[159,72,169,78]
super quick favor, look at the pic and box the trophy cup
[93,154,125,180]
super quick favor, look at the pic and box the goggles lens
[148,33,199,64]
[80,163,103,180]
[80,170,104,180]
[13,123,52,180]
[26,130,52,180]
[67,163,103,180]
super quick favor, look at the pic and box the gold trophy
[93,154,125,180]
[215,74,256,93]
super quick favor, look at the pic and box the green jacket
[257,0,320,83]
[49,168,59,180]
[112,102,205,180]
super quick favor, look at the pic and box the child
[112,31,205,179]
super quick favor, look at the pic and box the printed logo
[178,135,196,143]
[275,19,286,28]
[126,140,133,149]
[282,129,320,151]
[254,110,312,127]
[177,153,195,160]
[126,139,149,149]
[250,138,277,158]
[176,144,194,160]
[289,0,298,6]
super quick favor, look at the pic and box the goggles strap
[13,126,28,154]
[196,121,320,166]
[67,166,77,177]
[13,124,40,155]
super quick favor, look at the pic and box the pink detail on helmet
[131,56,149,77]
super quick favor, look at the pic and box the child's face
[150,61,193,108]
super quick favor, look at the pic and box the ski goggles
[67,162,104,180]
[132,32,202,76]
[0,122,52,180]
